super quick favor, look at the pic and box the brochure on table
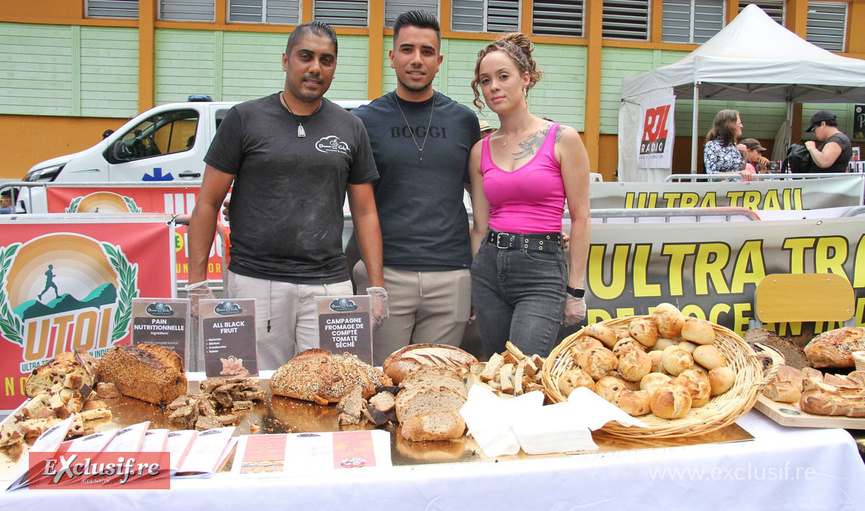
[132,298,190,365]
[199,298,258,378]
[316,295,373,365]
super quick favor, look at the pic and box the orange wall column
[583,0,603,172]
[367,0,384,99]
[138,0,156,112]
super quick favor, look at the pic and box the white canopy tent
[618,4,865,182]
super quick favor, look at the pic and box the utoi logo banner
[0,216,174,411]
[637,96,675,169]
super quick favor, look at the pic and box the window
[738,1,784,25]
[452,0,519,33]
[108,110,201,163]
[602,0,649,40]
[662,0,724,44]
[228,0,301,24]
[533,0,583,37]
[86,0,139,19]
[384,0,439,29]
[159,0,216,22]
[313,0,369,27]
[807,1,847,52]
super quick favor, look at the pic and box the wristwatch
[566,286,585,299]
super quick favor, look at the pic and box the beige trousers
[353,262,471,366]
[228,271,353,370]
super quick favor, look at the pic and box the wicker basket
[541,316,779,439]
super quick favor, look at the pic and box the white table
[2,410,863,510]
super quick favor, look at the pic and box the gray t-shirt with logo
[205,94,378,284]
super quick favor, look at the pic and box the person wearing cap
[804,109,852,173]
[740,138,770,175]
[479,119,496,138]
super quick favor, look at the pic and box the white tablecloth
[3,410,864,510]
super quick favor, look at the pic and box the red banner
[43,185,226,283]
[0,218,174,411]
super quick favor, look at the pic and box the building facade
[1,0,863,180]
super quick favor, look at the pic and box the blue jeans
[471,235,567,358]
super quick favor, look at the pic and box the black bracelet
[566,286,585,298]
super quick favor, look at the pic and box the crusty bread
[649,383,692,419]
[744,329,810,370]
[395,386,466,424]
[270,349,392,404]
[651,303,686,338]
[25,350,97,398]
[804,327,865,368]
[382,343,477,384]
[96,344,187,405]
[400,366,467,397]
[628,318,659,348]
[400,410,466,442]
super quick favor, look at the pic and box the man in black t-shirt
[352,11,481,365]
[187,22,387,369]
[805,110,853,173]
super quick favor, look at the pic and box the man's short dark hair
[393,10,441,45]
[286,21,338,57]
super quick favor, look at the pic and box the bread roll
[628,318,659,348]
[803,327,865,368]
[612,389,652,416]
[570,336,604,356]
[661,345,694,376]
[583,323,618,349]
[652,303,686,338]
[96,344,187,405]
[674,369,711,407]
[651,337,679,353]
[558,367,595,397]
[594,375,629,402]
[612,338,644,357]
[650,383,692,419]
[640,372,672,395]
[617,349,652,383]
[677,341,698,355]
[681,318,716,345]
[383,343,477,384]
[693,345,727,370]
[577,346,618,380]
[708,366,736,396]
[647,350,664,373]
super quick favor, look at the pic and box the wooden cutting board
[755,394,865,429]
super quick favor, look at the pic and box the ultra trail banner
[0,216,174,410]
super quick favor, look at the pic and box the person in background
[805,110,852,173]
[186,21,387,370]
[740,138,770,176]
[351,11,480,366]
[479,119,496,138]
[468,32,591,358]
[703,109,752,180]
[0,190,13,214]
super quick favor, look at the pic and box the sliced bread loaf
[395,386,466,424]
[400,410,466,442]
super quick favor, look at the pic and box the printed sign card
[132,298,190,364]
[316,295,372,365]
[199,298,258,378]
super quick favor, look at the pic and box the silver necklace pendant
[419,149,423,163]
[297,124,306,138]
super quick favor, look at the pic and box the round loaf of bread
[613,389,652,416]
[652,303,686,338]
[693,345,727,370]
[612,338,644,357]
[650,383,692,419]
[629,318,659,348]
[578,346,619,380]
[400,410,466,442]
[661,345,694,376]
[647,350,665,373]
[271,349,392,403]
[674,369,712,407]
[681,318,716,345]
[640,372,672,395]
[558,367,595,397]
[594,375,629,402]
[617,349,652,383]
[383,343,477,384]
[400,366,467,398]
[708,366,736,396]
[583,323,618,349]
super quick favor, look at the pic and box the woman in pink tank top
[467,32,592,358]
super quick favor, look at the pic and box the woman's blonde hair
[471,32,544,112]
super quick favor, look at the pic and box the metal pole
[690,82,701,174]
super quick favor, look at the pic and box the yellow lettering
[699,192,717,207]
[615,307,637,318]
[794,188,803,210]
[708,303,732,324]
[856,296,865,327]
[681,193,700,208]
[662,244,697,296]
[731,240,766,293]
[5,377,13,397]
[681,304,706,319]
[742,191,761,210]
[587,309,613,324]
[782,238,816,274]
[662,192,682,207]
[732,303,752,334]
[815,236,848,276]
[854,234,865,288]
[727,191,745,207]
[633,244,662,297]
[762,189,781,210]
[694,243,731,295]
[588,245,629,300]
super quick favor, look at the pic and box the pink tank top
[481,123,565,233]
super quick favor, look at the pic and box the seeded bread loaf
[96,344,187,405]
[804,327,865,368]
[270,349,392,404]
[383,344,477,385]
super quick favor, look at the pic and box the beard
[397,74,433,94]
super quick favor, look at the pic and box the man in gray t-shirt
[352,11,480,365]
[187,21,388,369]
